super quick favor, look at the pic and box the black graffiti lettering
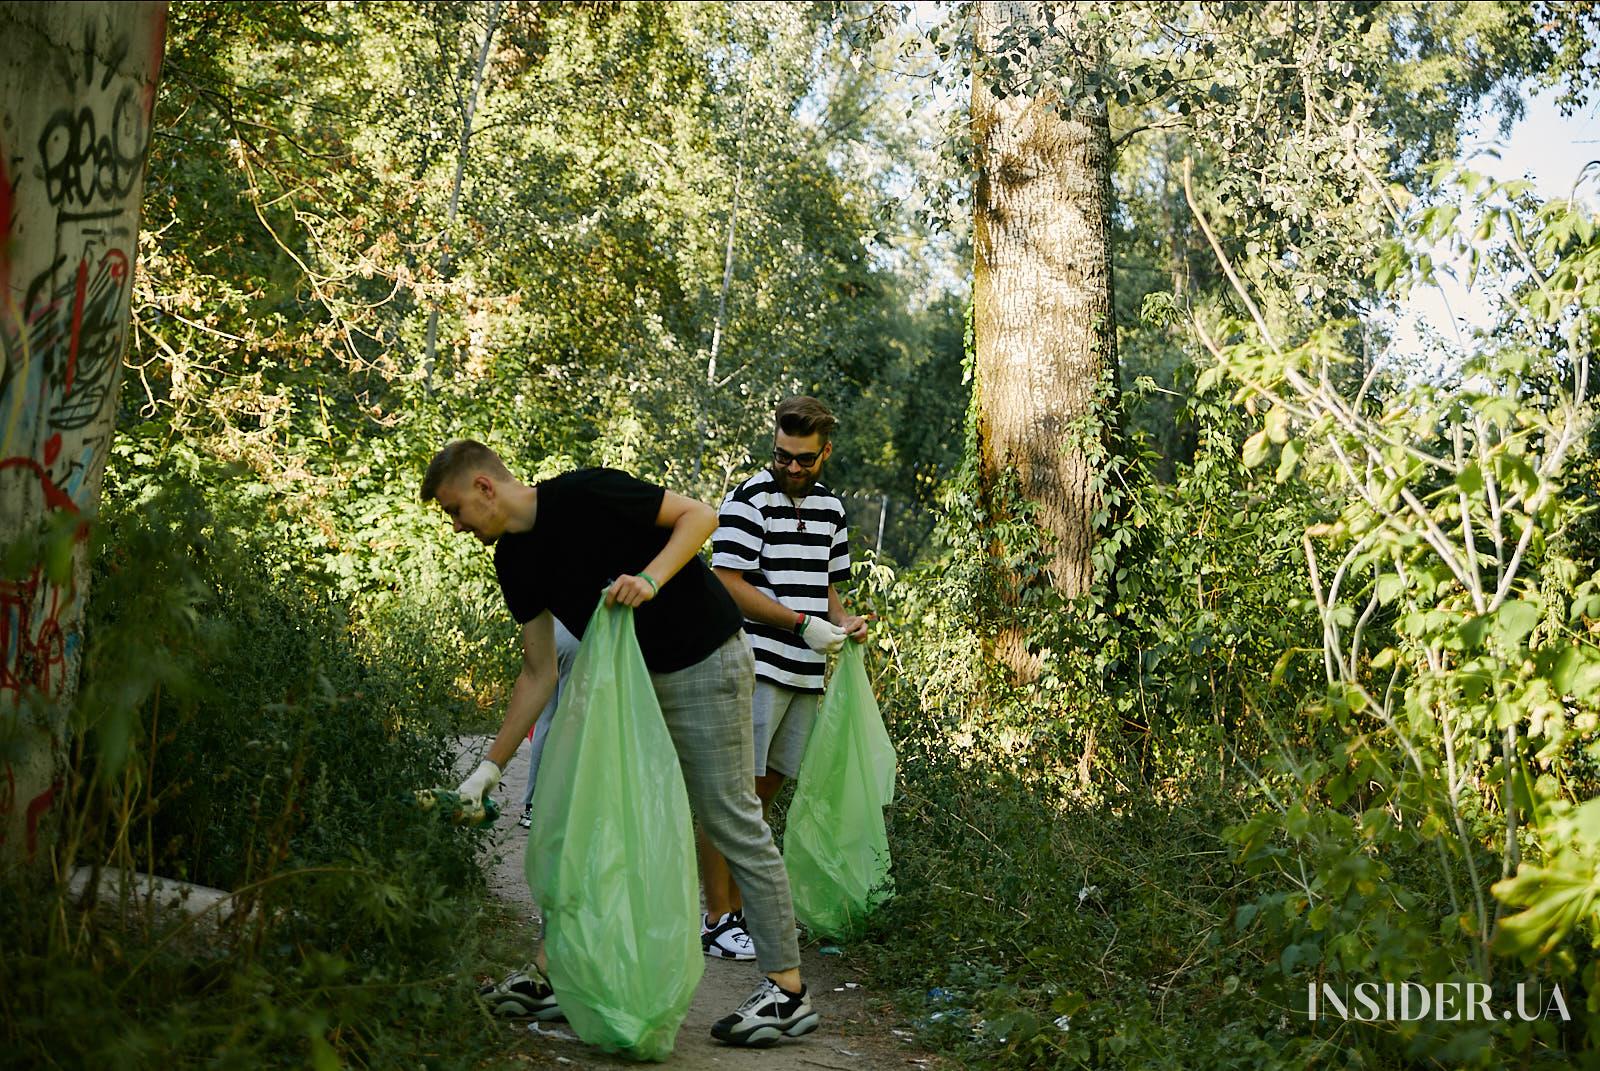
[5,246,130,435]
[38,85,148,210]
[43,249,130,432]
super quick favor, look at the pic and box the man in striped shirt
[702,396,869,959]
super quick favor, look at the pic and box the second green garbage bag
[783,641,897,939]
[526,599,702,1061]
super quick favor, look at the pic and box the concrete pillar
[0,2,167,866]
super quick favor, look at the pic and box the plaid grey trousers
[650,632,800,973]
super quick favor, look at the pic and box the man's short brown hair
[420,439,511,502]
[774,396,836,442]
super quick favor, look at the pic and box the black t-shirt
[493,468,742,673]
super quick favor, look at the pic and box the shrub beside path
[456,736,939,1071]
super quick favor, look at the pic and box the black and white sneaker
[712,978,818,1047]
[518,804,533,829]
[476,966,565,1021]
[702,910,756,961]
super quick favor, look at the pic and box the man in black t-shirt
[421,439,816,1049]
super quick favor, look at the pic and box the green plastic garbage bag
[526,599,703,1060]
[783,642,897,939]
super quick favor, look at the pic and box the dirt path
[455,737,938,1071]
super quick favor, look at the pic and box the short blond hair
[420,439,511,502]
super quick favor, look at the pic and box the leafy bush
[1203,168,1600,1060]
[846,368,1327,1068]
[850,171,1600,1067]
[0,450,518,1069]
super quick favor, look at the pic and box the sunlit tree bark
[972,0,1117,682]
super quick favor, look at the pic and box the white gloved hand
[798,616,848,655]
[455,759,501,808]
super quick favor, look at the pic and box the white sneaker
[711,978,818,1047]
[702,910,756,961]
[476,965,564,1021]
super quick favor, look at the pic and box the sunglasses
[772,447,822,468]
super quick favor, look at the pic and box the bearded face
[770,429,831,497]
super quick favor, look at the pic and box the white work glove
[455,759,502,808]
[798,615,848,655]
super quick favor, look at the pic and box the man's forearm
[487,667,556,769]
[828,586,847,626]
[640,508,718,590]
[715,568,804,629]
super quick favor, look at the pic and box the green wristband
[638,572,659,594]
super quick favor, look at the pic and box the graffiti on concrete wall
[0,4,165,859]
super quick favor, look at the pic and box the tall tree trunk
[423,0,501,394]
[0,1,167,869]
[694,52,754,484]
[972,1,1117,683]
[693,127,742,484]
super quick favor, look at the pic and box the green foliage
[843,159,1600,1067]
[31,5,1599,1069]
[136,0,965,560]
[0,453,516,1068]
[26,5,971,1064]
[865,764,1289,1071]
[854,2,1584,477]
[855,557,1310,1070]
[840,321,1330,1066]
[1201,169,1600,1059]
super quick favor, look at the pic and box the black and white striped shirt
[712,470,851,693]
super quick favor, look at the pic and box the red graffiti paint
[0,456,78,513]
[0,460,84,696]
[43,434,60,466]
[0,565,71,699]
[23,782,57,857]
[148,5,169,102]
[64,258,87,395]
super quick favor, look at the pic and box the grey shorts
[752,680,820,778]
